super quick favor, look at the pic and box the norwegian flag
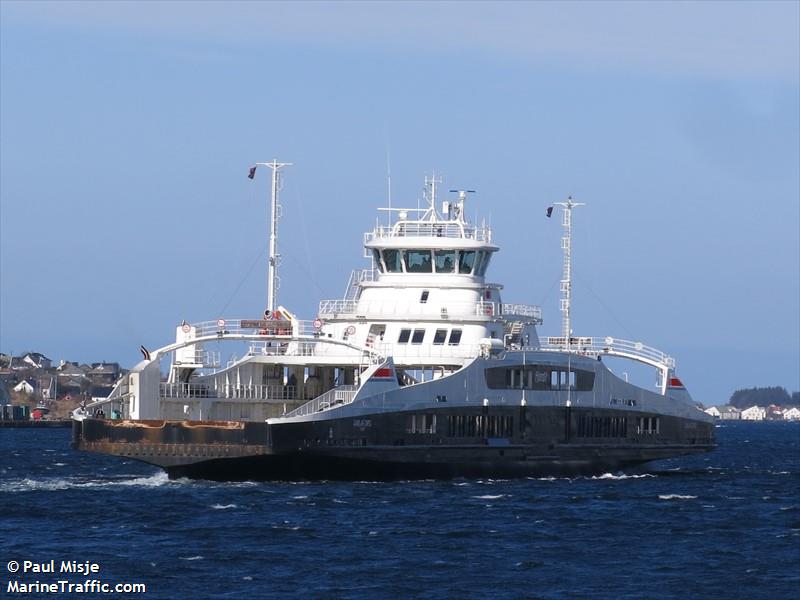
[248,166,257,179]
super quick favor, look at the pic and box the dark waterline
[2,422,798,599]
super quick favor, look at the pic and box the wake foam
[1,471,172,493]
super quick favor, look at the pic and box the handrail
[283,385,359,418]
[501,303,543,322]
[317,299,541,320]
[538,336,675,371]
[189,319,314,337]
[366,221,492,243]
[153,330,384,368]
[159,382,295,401]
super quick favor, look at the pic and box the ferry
[72,163,715,480]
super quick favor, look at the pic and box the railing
[539,336,675,370]
[366,221,492,243]
[318,299,359,315]
[189,319,297,338]
[317,300,539,320]
[500,304,543,322]
[173,348,220,367]
[283,385,359,418]
[160,382,296,401]
[193,317,374,338]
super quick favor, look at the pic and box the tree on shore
[728,386,792,409]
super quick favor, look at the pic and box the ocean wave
[658,494,698,500]
[590,473,656,480]
[179,556,204,561]
[210,503,238,510]
[0,472,172,492]
[472,494,506,500]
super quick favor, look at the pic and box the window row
[406,413,437,434]
[485,366,595,391]
[445,414,514,438]
[372,248,492,276]
[576,415,627,438]
[398,328,462,346]
[636,416,660,435]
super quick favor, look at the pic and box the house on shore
[783,407,800,421]
[741,405,766,421]
[12,379,35,395]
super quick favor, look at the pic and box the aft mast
[555,196,585,350]
[249,159,292,314]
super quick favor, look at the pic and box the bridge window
[435,250,456,273]
[448,329,462,345]
[398,329,411,343]
[420,290,429,303]
[371,249,384,272]
[383,249,403,273]
[473,251,485,276]
[433,329,447,345]
[404,250,432,273]
[458,250,476,274]
[411,329,425,344]
[476,251,492,276]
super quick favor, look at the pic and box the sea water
[1,422,798,599]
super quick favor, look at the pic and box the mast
[250,159,292,314]
[555,196,585,349]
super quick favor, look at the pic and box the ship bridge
[315,178,543,368]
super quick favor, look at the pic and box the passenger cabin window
[398,329,411,343]
[372,249,384,272]
[404,250,432,273]
[448,329,463,345]
[486,366,595,391]
[383,249,403,273]
[433,329,447,345]
[420,290,429,303]
[434,250,456,273]
[411,329,425,344]
[459,250,476,274]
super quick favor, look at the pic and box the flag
[546,206,553,218]
[248,166,257,179]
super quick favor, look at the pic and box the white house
[783,407,800,421]
[719,406,741,420]
[740,405,766,421]
[12,379,35,395]
[704,406,721,418]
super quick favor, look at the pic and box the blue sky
[1,1,798,406]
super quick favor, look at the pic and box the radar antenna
[447,189,475,222]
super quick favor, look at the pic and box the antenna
[554,196,585,350]
[386,146,392,223]
[424,174,443,221]
[249,159,292,313]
